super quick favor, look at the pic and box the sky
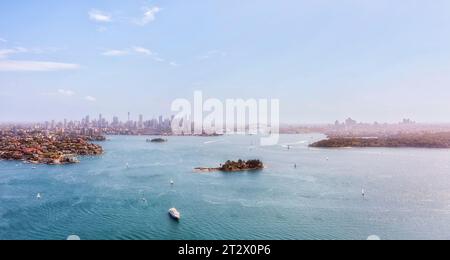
[2,0,450,124]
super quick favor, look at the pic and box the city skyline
[0,112,424,129]
[3,1,450,123]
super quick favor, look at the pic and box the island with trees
[147,138,168,143]
[195,159,264,172]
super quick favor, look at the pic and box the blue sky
[2,0,450,123]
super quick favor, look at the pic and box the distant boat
[170,179,174,185]
[67,235,81,240]
[37,193,42,199]
[362,189,365,197]
[168,208,181,220]
[126,163,129,169]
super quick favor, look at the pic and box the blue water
[1,134,450,240]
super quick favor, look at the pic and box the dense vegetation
[220,159,264,172]
[147,138,168,143]
[310,132,450,148]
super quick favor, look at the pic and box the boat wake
[203,140,224,145]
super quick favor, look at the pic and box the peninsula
[310,132,450,149]
[0,130,104,165]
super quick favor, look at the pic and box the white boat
[168,208,181,220]
[37,193,42,199]
[170,180,174,185]
[67,235,81,240]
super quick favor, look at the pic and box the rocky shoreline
[0,130,104,165]
[195,159,264,172]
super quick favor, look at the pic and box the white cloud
[42,89,76,97]
[102,49,129,56]
[0,47,28,59]
[85,96,97,102]
[89,9,112,23]
[57,89,76,96]
[102,47,154,57]
[133,46,152,55]
[198,50,228,60]
[135,6,161,26]
[0,60,80,72]
[101,46,173,65]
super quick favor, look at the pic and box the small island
[0,130,104,165]
[195,159,264,172]
[147,138,168,143]
[310,132,450,149]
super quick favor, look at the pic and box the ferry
[168,208,181,220]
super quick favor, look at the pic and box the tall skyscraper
[99,114,103,128]
[113,116,119,126]
[138,114,143,129]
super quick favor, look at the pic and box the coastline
[310,133,450,149]
[0,131,104,165]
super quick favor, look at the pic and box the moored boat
[168,208,181,220]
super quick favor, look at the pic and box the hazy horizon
[2,1,450,124]
[2,116,450,126]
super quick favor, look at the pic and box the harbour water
[1,134,450,240]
